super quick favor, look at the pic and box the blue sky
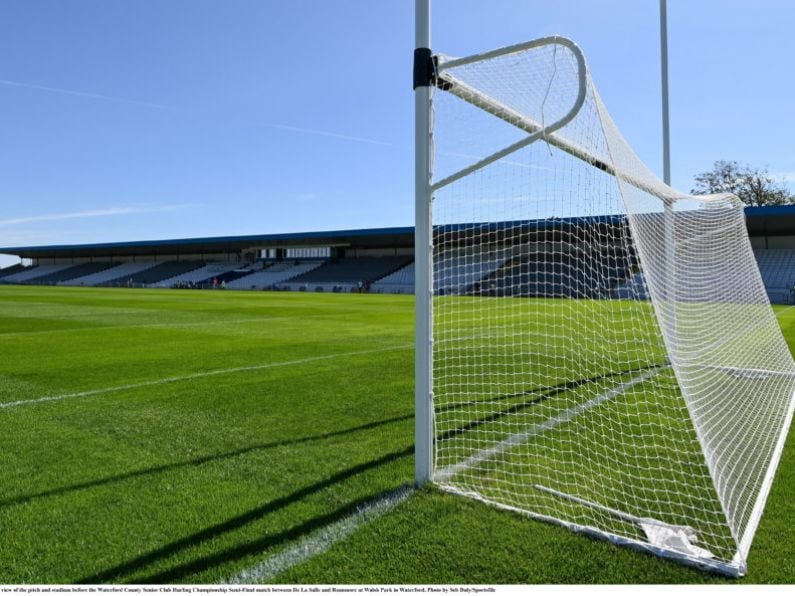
[1,0,794,266]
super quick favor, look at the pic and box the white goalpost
[414,0,795,577]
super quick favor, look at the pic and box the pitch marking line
[0,345,411,410]
[225,485,414,584]
[776,305,795,318]
[0,315,312,338]
[436,367,665,483]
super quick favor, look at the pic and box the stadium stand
[0,264,74,284]
[612,271,649,300]
[371,262,415,294]
[227,261,323,290]
[287,256,412,292]
[2,209,793,299]
[201,264,260,286]
[0,263,26,278]
[63,261,160,287]
[472,248,631,298]
[156,261,245,288]
[753,248,795,303]
[103,261,205,287]
[434,251,508,295]
[27,262,119,284]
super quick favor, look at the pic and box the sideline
[0,344,411,410]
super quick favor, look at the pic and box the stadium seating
[226,261,323,290]
[5,248,789,304]
[155,261,246,288]
[0,264,74,284]
[0,263,27,279]
[612,271,649,300]
[434,251,509,295]
[103,261,205,286]
[195,261,264,287]
[64,261,161,286]
[202,266,259,286]
[753,248,795,303]
[371,262,415,294]
[472,248,631,298]
[364,246,795,303]
[287,257,412,291]
[27,262,120,284]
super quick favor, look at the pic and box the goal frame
[413,0,795,579]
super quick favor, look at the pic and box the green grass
[0,285,793,584]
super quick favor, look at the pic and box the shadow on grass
[78,446,414,584]
[0,414,412,510]
[438,362,666,442]
[79,367,653,584]
[54,364,665,583]
[137,485,414,584]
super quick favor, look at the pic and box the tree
[691,160,794,206]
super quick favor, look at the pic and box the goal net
[419,36,795,576]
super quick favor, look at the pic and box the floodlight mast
[660,0,671,186]
[660,0,676,343]
[414,0,433,487]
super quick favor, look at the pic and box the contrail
[257,122,404,148]
[0,204,198,228]
[0,76,556,167]
[0,79,166,109]
[0,78,401,148]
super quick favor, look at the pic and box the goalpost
[414,0,795,577]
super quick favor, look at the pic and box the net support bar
[432,37,587,192]
[435,44,686,207]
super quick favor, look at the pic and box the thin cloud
[0,79,166,110]
[258,122,404,149]
[0,78,402,148]
[0,77,555,162]
[0,204,198,228]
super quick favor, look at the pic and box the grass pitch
[0,285,794,584]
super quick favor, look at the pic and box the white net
[427,36,795,576]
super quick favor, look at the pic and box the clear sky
[1,0,794,266]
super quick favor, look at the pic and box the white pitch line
[776,304,795,318]
[436,367,665,483]
[225,485,414,584]
[0,345,411,410]
[0,316,296,339]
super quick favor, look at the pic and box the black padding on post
[413,48,434,89]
